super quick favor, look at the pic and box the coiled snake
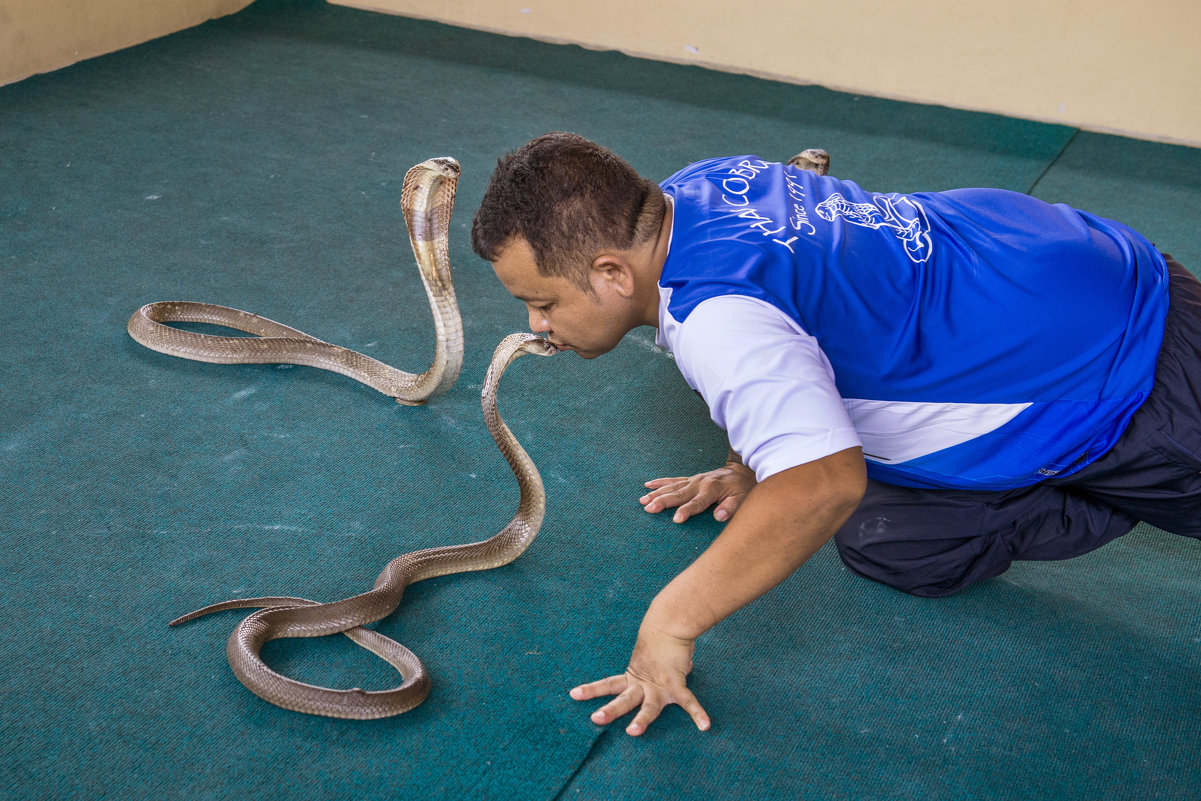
[128,158,557,718]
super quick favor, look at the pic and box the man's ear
[590,253,636,297]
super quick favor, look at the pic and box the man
[470,131,1201,737]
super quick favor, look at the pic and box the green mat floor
[2,1,1198,798]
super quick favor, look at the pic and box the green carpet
[1,1,1198,799]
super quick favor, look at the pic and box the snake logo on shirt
[815,192,933,264]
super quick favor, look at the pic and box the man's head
[471,132,665,289]
[472,133,668,358]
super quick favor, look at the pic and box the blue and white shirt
[656,156,1169,490]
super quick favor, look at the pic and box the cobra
[128,158,557,718]
[128,157,465,404]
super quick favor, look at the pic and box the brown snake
[786,148,831,176]
[128,157,466,405]
[127,158,558,718]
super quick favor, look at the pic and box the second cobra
[169,332,556,719]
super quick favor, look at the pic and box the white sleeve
[670,295,862,481]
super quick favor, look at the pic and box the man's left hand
[569,620,711,736]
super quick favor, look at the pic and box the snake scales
[128,158,557,719]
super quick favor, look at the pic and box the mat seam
[549,729,609,801]
[1025,128,1081,196]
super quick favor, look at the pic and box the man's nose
[527,308,550,333]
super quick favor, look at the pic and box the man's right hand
[639,463,757,523]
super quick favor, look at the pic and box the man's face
[491,237,631,359]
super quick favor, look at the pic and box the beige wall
[4,0,1195,145]
[334,0,1201,147]
[0,0,254,86]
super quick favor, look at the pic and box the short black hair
[471,132,664,288]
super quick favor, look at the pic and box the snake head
[786,148,831,176]
[417,156,461,179]
[517,335,559,358]
[488,332,557,378]
[482,333,558,417]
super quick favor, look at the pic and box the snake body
[130,157,558,718]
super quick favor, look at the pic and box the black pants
[835,255,1201,597]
